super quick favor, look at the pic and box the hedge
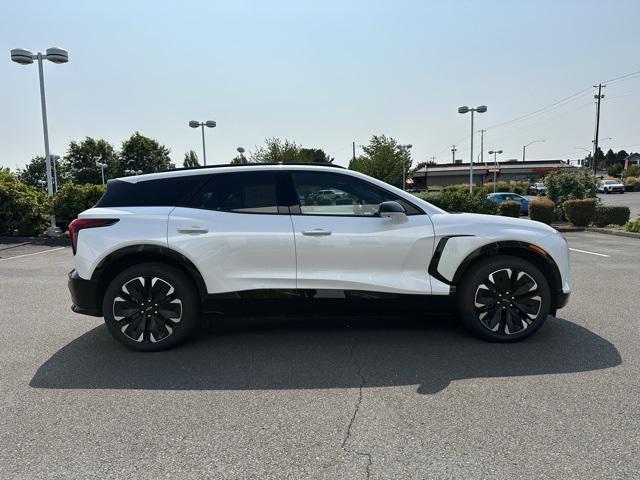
[497,201,520,218]
[0,169,50,236]
[563,199,596,227]
[53,183,106,224]
[592,205,631,227]
[528,198,554,224]
[414,189,498,215]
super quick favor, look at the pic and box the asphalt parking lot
[1,233,638,479]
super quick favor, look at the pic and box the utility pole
[352,141,356,162]
[426,156,436,191]
[592,83,606,175]
[479,129,486,165]
[451,145,457,163]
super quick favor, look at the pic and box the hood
[432,212,558,237]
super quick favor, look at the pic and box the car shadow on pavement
[30,315,621,395]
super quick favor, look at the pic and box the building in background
[411,159,579,189]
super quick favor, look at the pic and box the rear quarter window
[96,176,207,208]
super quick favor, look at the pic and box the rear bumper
[68,269,101,317]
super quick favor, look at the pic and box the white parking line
[0,247,66,262]
[569,247,610,258]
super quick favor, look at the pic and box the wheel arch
[444,239,563,314]
[92,244,208,315]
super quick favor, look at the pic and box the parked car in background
[487,192,529,215]
[598,179,625,194]
[529,182,546,195]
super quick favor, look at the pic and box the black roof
[162,162,344,174]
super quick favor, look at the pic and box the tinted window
[187,172,278,214]
[291,171,421,216]
[96,176,206,208]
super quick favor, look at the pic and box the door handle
[177,227,208,234]
[302,229,332,236]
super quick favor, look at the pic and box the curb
[584,227,640,239]
[0,236,70,246]
[552,225,585,232]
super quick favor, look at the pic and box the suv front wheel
[103,262,199,351]
[457,255,551,342]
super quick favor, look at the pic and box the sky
[2,0,640,171]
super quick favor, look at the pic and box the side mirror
[378,201,407,223]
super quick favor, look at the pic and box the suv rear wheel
[457,255,551,342]
[103,262,199,351]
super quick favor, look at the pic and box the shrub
[563,199,596,227]
[497,201,520,217]
[544,170,597,221]
[624,215,640,233]
[315,194,332,206]
[0,169,51,236]
[529,198,555,225]
[624,176,639,191]
[53,183,106,224]
[592,205,631,227]
[627,165,640,177]
[415,189,497,215]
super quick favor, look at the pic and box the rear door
[286,170,435,294]
[168,171,296,294]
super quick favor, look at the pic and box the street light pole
[189,120,216,166]
[458,105,487,193]
[522,139,545,162]
[488,150,503,192]
[400,144,413,190]
[11,47,68,236]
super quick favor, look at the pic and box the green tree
[16,155,66,189]
[248,138,333,164]
[607,163,623,177]
[250,138,302,164]
[62,137,117,185]
[603,149,617,167]
[616,149,629,164]
[299,148,334,163]
[231,153,248,164]
[348,135,412,188]
[117,132,171,175]
[183,150,200,168]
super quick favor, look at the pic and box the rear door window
[187,171,279,214]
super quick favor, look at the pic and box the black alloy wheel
[457,255,551,342]
[103,263,199,351]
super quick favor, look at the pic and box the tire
[456,255,551,342]
[103,262,200,351]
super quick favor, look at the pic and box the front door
[287,170,435,294]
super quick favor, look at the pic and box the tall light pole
[522,139,545,162]
[189,120,216,166]
[488,150,503,192]
[458,105,487,192]
[51,155,60,193]
[11,47,68,236]
[96,160,108,184]
[399,144,413,190]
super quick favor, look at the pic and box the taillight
[69,218,119,255]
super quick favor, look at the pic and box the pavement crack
[341,344,373,480]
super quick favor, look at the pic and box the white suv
[68,164,571,351]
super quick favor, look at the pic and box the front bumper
[68,269,101,317]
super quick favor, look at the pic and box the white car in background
[68,164,572,351]
[598,179,625,194]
